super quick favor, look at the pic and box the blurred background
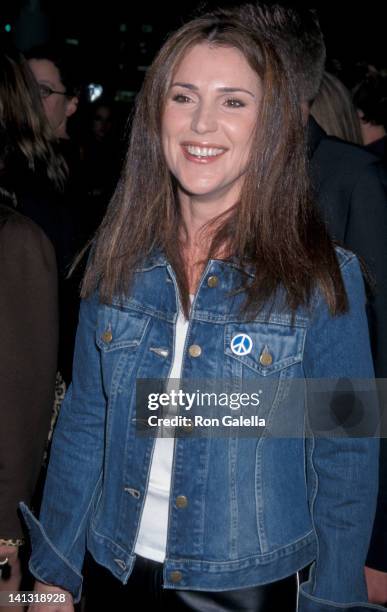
[1,0,386,105]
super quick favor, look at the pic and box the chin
[180,180,221,196]
[181,189,218,200]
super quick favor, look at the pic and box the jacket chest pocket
[224,322,305,377]
[223,323,306,425]
[96,305,151,390]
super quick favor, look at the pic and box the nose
[191,100,218,134]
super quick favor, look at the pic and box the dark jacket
[308,117,387,570]
[0,205,58,540]
[1,155,79,385]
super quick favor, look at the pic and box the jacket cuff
[18,502,83,604]
[299,581,386,611]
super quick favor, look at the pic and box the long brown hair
[81,8,347,318]
[0,52,67,189]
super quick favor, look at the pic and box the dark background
[1,0,386,101]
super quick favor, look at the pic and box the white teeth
[186,145,225,157]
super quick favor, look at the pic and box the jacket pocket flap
[96,305,150,352]
[224,323,305,375]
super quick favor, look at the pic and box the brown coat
[0,206,58,540]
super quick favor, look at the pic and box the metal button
[102,330,113,343]
[150,347,169,358]
[189,344,202,358]
[176,495,188,508]
[259,348,273,366]
[170,571,183,583]
[114,558,127,571]
[207,275,219,288]
[124,487,141,499]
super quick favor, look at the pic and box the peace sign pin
[231,334,253,356]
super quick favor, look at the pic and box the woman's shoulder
[0,205,56,267]
[333,245,365,296]
[333,244,358,269]
[309,245,366,320]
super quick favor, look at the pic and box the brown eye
[224,98,245,108]
[172,94,192,103]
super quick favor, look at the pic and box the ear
[65,96,79,118]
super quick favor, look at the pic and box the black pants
[83,552,298,611]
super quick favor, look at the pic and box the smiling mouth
[181,144,227,163]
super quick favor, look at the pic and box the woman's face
[162,43,262,207]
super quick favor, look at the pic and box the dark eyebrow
[171,82,256,99]
[171,82,198,91]
[217,87,255,99]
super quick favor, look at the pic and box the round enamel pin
[231,334,253,356]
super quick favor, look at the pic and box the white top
[134,298,192,562]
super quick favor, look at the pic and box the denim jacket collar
[136,248,256,279]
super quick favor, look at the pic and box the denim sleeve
[299,254,383,611]
[19,290,105,604]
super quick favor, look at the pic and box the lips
[181,142,227,164]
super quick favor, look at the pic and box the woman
[0,51,68,241]
[0,50,79,388]
[0,52,59,610]
[311,71,363,144]
[0,202,58,612]
[22,8,383,612]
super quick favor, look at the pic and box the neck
[178,188,236,247]
[56,122,69,140]
[178,189,236,293]
[361,123,386,146]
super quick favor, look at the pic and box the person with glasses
[26,45,84,389]
[26,46,80,141]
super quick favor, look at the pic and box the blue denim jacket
[20,247,384,611]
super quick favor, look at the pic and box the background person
[0,203,58,612]
[26,45,80,143]
[0,51,65,608]
[26,45,84,386]
[311,71,363,144]
[353,70,387,161]
[236,4,387,603]
[78,98,122,241]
